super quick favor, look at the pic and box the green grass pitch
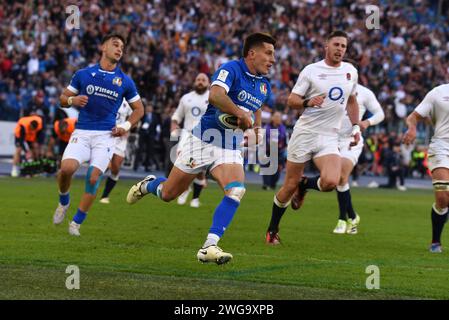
[0,176,448,299]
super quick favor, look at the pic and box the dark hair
[243,32,276,57]
[30,120,39,130]
[327,30,349,41]
[101,33,127,47]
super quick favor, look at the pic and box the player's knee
[60,165,75,178]
[435,193,448,209]
[433,180,449,207]
[224,181,246,203]
[160,190,174,202]
[320,177,338,191]
[339,175,349,186]
[85,166,103,195]
[284,179,299,195]
[110,168,120,178]
[158,186,177,202]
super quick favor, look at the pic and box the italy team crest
[112,77,122,87]
[260,83,267,95]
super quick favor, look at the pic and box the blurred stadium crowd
[1,0,448,179]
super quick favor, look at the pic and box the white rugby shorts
[339,135,363,166]
[287,130,340,163]
[62,129,115,173]
[428,139,449,172]
[174,132,243,174]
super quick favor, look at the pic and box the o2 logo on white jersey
[191,107,202,117]
[328,87,344,104]
[86,85,95,95]
[237,90,248,102]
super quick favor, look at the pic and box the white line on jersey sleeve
[127,95,140,104]
[211,80,230,93]
[67,85,79,94]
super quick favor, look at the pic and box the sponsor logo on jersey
[112,77,122,87]
[87,85,95,95]
[238,90,248,102]
[237,90,263,107]
[260,83,267,95]
[191,106,202,117]
[86,85,119,99]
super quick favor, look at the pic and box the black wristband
[303,99,310,108]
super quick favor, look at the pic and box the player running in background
[127,33,276,264]
[171,73,210,208]
[265,30,360,245]
[99,99,133,204]
[52,33,144,236]
[332,80,384,234]
[403,83,449,253]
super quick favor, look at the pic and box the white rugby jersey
[172,90,209,131]
[339,84,385,137]
[415,84,449,140]
[116,99,133,125]
[292,60,358,135]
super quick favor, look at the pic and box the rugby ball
[215,111,255,130]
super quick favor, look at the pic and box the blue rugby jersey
[192,58,271,150]
[67,63,140,131]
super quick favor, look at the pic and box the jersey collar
[239,58,263,79]
[96,63,119,74]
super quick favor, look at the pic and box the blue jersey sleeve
[67,70,82,94]
[123,76,140,103]
[211,62,237,93]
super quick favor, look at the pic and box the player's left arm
[403,88,435,145]
[112,79,144,137]
[361,90,385,131]
[346,94,360,147]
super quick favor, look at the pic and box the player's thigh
[62,130,91,166]
[339,158,355,185]
[431,168,449,207]
[163,166,198,198]
[210,163,246,199]
[210,163,245,190]
[110,153,124,174]
[339,137,362,182]
[314,154,341,185]
[282,160,306,193]
[113,136,127,159]
[174,133,214,174]
[286,131,314,164]
[90,133,115,173]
